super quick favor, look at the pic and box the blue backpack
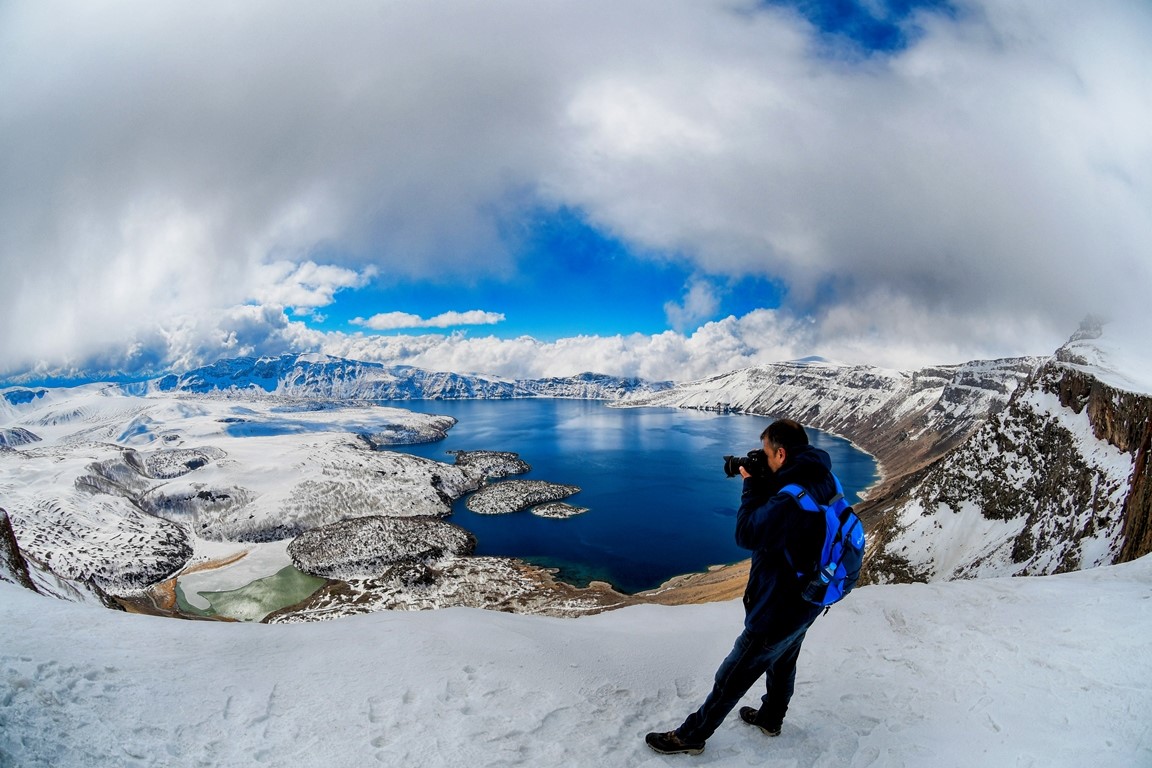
[780,474,866,608]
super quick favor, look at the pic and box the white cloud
[253,262,375,314]
[351,310,507,331]
[320,302,1083,382]
[0,0,1149,380]
[545,0,1152,334]
[323,310,813,381]
[664,278,721,332]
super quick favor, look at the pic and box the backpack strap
[778,484,818,575]
[778,474,846,575]
[779,474,846,513]
[778,483,820,513]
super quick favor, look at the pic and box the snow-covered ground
[3,555,1149,767]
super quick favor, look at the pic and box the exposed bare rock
[5,495,191,594]
[138,485,258,531]
[76,454,159,499]
[1044,362,1152,565]
[864,334,1152,584]
[0,427,40,448]
[138,447,227,479]
[0,508,37,591]
[358,414,457,447]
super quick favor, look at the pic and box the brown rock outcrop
[0,508,38,592]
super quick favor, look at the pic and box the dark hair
[761,419,808,455]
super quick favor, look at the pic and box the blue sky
[1,0,1149,384]
[310,207,784,340]
[769,0,957,52]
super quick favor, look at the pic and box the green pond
[176,565,327,622]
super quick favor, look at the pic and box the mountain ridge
[132,354,673,401]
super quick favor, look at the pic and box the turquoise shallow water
[176,566,327,621]
[386,401,878,594]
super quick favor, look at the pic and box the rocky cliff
[861,328,1152,583]
[0,509,37,591]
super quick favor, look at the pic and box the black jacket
[735,445,837,639]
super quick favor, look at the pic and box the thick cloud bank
[1,0,1149,381]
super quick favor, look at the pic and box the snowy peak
[140,354,671,401]
[1055,320,1152,396]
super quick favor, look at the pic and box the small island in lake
[530,502,589,519]
[466,479,581,515]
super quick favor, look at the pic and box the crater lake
[386,400,878,594]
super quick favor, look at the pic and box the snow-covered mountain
[866,323,1152,582]
[618,355,1043,481]
[3,321,1150,623]
[621,320,1152,585]
[4,329,1150,766]
[137,354,672,401]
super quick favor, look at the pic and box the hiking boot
[645,730,705,755]
[739,706,782,737]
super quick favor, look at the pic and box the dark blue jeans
[676,619,815,743]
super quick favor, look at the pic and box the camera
[723,448,769,478]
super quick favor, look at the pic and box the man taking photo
[646,418,839,755]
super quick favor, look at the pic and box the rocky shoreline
[106,435,757,622]
[121,548,753,622]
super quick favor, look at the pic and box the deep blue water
[386,400,878,594]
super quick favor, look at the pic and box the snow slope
[2,556,1150,768]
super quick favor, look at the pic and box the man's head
[760,419,808,472]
